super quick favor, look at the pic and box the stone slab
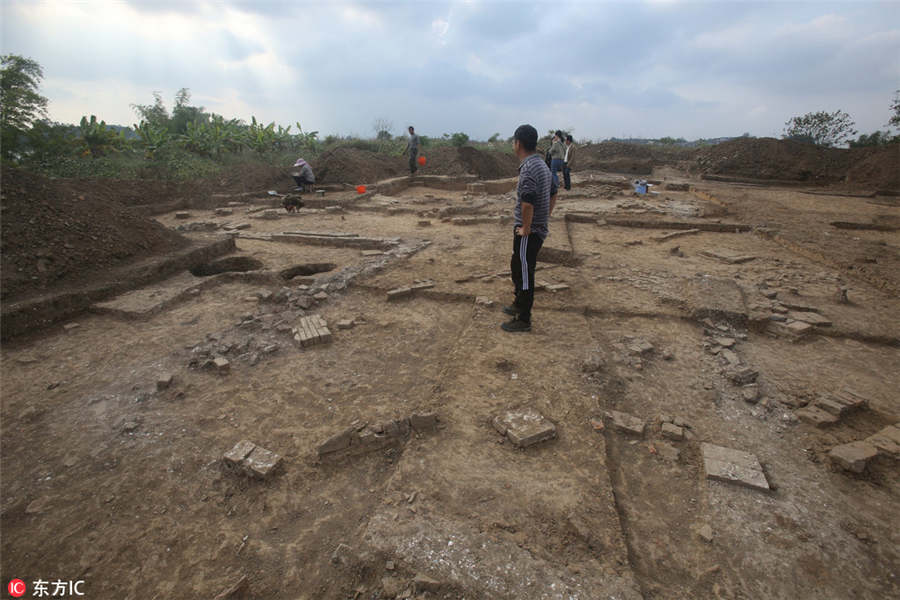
[409,412,439,432]
[726,365,758,385]
[699,250,756,264]
[767,320,813,339]
[829,441,878,473]
[493,408,557,448]
[223,440,257,467]
[651,228,700,242]
[787,311,832,327]
[605,410,645,436]
[318,427,355,456]
[701,443,769,491]
[866,425,900,458]
[243,445,283,478]
[661,422,684,440]
[795,406,838,427]
[814,396,851,416]
[387,287,413,300]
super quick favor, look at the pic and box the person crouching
[291,157,315,192]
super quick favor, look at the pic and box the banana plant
[79,115,124,157]
[134,120,170,157]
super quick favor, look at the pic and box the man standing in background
[405,125,419,175]
[502,124,557,333]
[563,134,575,191]
[548,130,566,189]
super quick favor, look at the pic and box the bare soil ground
[1,159,899,599]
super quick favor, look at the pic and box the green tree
[170,88,207,135]
[131,91,169,129]
[372,117,393,140]
[1,54,49,159]
[450,132,469,147]
[848,130,896,148]
[783,110,857,147]
[488,132,501,143]
[889,90,900,130]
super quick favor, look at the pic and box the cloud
[1,0,897,139]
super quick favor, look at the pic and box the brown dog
[283,196,303,213]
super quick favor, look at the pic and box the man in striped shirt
[502,124,558,332]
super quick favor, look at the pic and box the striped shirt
[515,153,556,239]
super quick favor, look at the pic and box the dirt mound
[312,146,520,185]
[1,167,189,302]
[845,145,900,190]
[312,147,406,185]
[575,142,696,174]
[696,137,851,183]
[451,146,520,179]
[54,178,205,207]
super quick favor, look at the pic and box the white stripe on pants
[520,235,529,291]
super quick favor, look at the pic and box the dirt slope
[0,167,189,302]
[695,137,900,189]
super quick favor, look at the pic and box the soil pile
[313,147,406,185]
[1,167,189,302]
[311,146,520,184]
[575,142,696,175]
[452,146,520,179]
[845,145,900,190]
[695,137,851,183]
[57,177,205,207]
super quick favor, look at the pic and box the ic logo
[7,579,26,598]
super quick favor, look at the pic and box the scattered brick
[156,373,174,391]
[661,422,684,441]
[386,287,413,300]
[795,406,838,427]
[726,365,758,385]
[318,413,440,459]
[409,412,439,432]
[605,410,646,436]
[223,440,282,479]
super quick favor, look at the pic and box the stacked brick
[293,315,332,347]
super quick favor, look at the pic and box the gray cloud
[2,0,897,140]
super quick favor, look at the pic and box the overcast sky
[2,0,898,141]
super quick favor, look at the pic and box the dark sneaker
[502,305,518,316]
[501,319,531,332]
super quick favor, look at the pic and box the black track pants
[510,230,544,323]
